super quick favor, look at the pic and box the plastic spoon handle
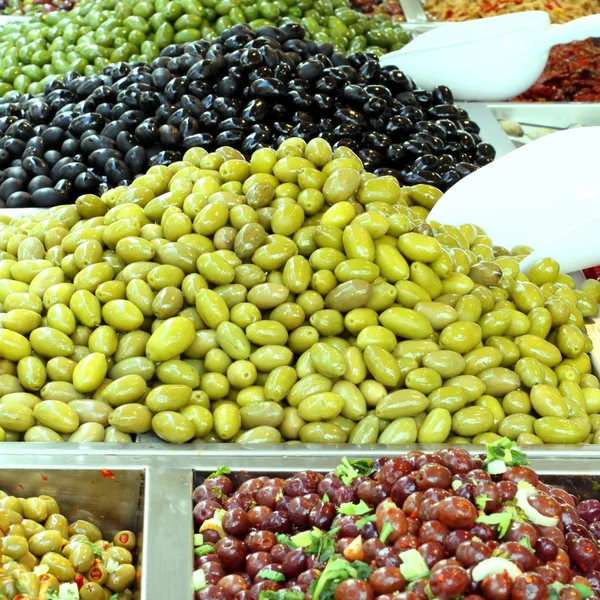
[544,14,600,48]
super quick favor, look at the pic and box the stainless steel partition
[2,445,600,600]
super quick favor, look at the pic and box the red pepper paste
[515,37,600,102]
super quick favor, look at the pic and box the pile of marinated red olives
[191,443,600,600]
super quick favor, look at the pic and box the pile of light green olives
[0,137,599,445]
[0,490,138,599]
[0,0,409,97]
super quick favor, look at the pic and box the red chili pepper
[101,468,115,479]
[136,572,142,579]
[17,485,24,491]
[41,475,48,481]
[73,574,85,589]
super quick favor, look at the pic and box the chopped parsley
[311,557,372,600]
[338,500,372,516]
[475,494,492,510]
[50,547,65,557]
[476,512,513,538]
[483,438,529,469]
[307,529,340,563]
[257,569,286,582]
[275,489,284,501]
[276,533,297,550]
[110,595,119,600]
[574,583,595,598]
[12,578,25,594]
[379,522,395,544]
[334,458,375,486]
[259,591,306,600]
[549,582,595,600]
[207,466,231,479]
[519,536,533,551]
[356,514,377,528]
[592,481,600,492]
[322,493,330,502]
[83,540,102,557]
[194,544,215,557]
[47,591,60,600]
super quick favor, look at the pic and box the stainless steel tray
[2,449,600,599]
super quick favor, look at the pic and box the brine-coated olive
[0,489,138,598]
[0,136,597,446]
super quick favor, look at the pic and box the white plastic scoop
[428,126,600,274]
[380,11,600,101]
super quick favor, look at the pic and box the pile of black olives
[0,23,495,209]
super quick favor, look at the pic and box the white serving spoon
[380,11,600,101]
[428,126,600,273]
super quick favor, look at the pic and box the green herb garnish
[322,493,330,503]
[476,512,513,538]
[83,540,102,557]
[310,557,372,600]
[194,544,215,557]
[47,591,60,600]
[475,494,492,510]
[379,522,395,544]
[50,547,65,557]
[257,569,286,582]
[574,583,595,598]
[338,500,372,516]
[276,533,297,550]
[207,466,231,479]
[356,514,377,528]
[519,536,533,551]
[259,591,306,600]
[483,438,529,468]
[334,458,375,486]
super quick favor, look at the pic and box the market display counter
[2,446,600,599]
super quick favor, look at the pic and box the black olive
[333,123,362,138]
[0,149,10,168]
[292,112,313,125]
[81,135,116,155]
[113,131,134,155]
[124,146,147,175]
[0,177,25,201]
[60,139,79,156]
[198,111,219,130]
[74,171,101,193]
[412,154,439,171]
[476,142,496,159]
[182,133,214,150]
[387,144,405,164]
[148,150,182,166]
[69,113,106,137]
[4,138,27,158]
[428,104,460,119]
[458,119,481,134]
[358,148,383,170]
[410,132,444,154]
[456,162,479,177]
[6,191,31,208]
[441,169,461,189]
[364,132,390,152]
[105,157,131,186]
[180,117,200,138]
[135,119,160,145]
[155,104,179,122]
[22,146,43,160]
[22,156,50,177]
[31,187,69,208]
[89,148,122,172]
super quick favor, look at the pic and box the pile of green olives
[0,490,138,599]
[0,0,409,97]
[0,137,599,445]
